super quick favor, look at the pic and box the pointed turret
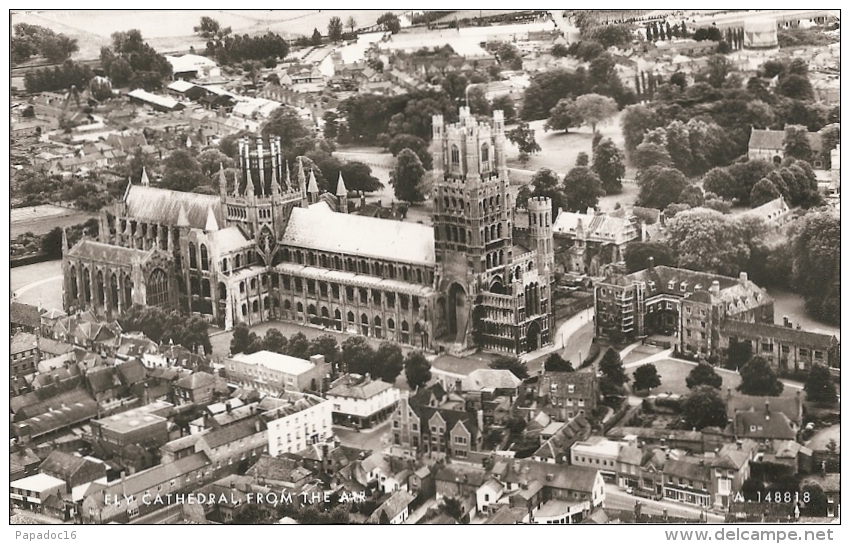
[336,171,348,213]
[232,171,240,197]
[62,227,69,253]
[271,161,281,195]
[140,167,150,186]
[246,166,256,197]
[218,163,227,197]
[176,204,190,228]
[284,160,292,192]
[205,207,219,232]
[296,157,306,194]
[307,169,319,203]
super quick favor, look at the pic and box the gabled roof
[281,206,435,265]
[463,369,521,391]
[500,460,600,493]
[246,455,312,483]
[368,489,415,522]
[209,226,253,253]
[11,302,43,328]
[39,451,103,481]
[116,359,148,386]
[122,185,224,230]
[533,414,591,461]
[540,370,596,399]
[86,366,121,393]
[327,374,394,400]
[175,371,217,390]
[434,465,488,488]
[726,394,803,426]
[67,239,153,265]
[730,411,796,441]
[749,128,822,153]
[13,394,99,438]
[199,418,264,450]
[11,331,38,354]
[87,452,210,502]
[719,320,837,350]
[663,458,710,482]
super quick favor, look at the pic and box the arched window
[188,243,197,269]
[481,143,490,167]
[239,281,245,294]
[250,278,257,290]
[218,283,227,301]
[252,300,259,313]
[297,302,304,313]
[147,268,169,307]
[202,279,211,298]
[284,300,292,310]
[200,244,209,271]
[308,304,317,316]
[282,248,291,262]
[416,269,423,284]
[374,316,382,338]
[235,253,242,268]
[387,318,395,331]
[451,145,460,165]
[401,320,410,343]
[222,258,228,273]
[96,270,105,306]
[361,313,370,336]
[110,272,119,308]
[241,304,247,316]
[70,266,78,299]
[264,296,270,310]
[347,311,355,323]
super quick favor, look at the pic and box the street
[333,418,391,453]
[523,306,595,374]
[604,484,725,523]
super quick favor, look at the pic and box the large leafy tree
[635,166,687,210]
[663,208,754,276]
[737,356,784,396]
[633,364,662,392]
[527,168,566,217]
[562,166,605,212]
[404,351,432,390]
[804,364,837,405]
[374,342,404,383]
[620,103,660,158]
[339,161,383,194]
[783,124,813,162]
[377,12,401,34]
[791,210,840,326]
[682,386,728,430]
[506,121,542,155]
[521,68,588,121]
[308,334,340,365]
[121,305,211,354]
[544,353,574,372]
[571,93,618,133]
[544,98,580,133]
[489,355,529,380]
[686,362,723,389]
[599,347,628,395]
[750,179,781,208]
[390,148,426,203]
[341,336,375,375]
[592,138,626,194]
[262,106,311,143]
[387,134,433,170]
[327,16,344,42]
[632,142,673,171]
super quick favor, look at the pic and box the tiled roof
[540,370,597,399]
[10,447,42,475]
[719,320,837,350]
[12,387,94,418]
[123,185,224,230]
[200,418,263,450]
[11,302,42,328]
[13,395,99,438]
[67,239,153,265]
[39,451,101,480]
[86,366,121,393]
[500,460,599,493]
[462,369,522,391]
[552,210,637,243]
[663,458,710,482]
[116,359,147,385]
[281,206,435,265]
[11,331,38,354]
[88,452,210,502]
[434,465,489,488]
[368,489,415,522]
[746,196,790,222]
[730,411,796,441]
[38,337,75,356]
[749,129,822,153]
[327,374,394,400]
[533,414,591,461]
[209,226,253,253]
[727,394,802,426]
[246,455,310,483]
[175,371,217,390]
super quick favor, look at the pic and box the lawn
[634,358,804,399]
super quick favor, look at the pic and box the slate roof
[663,458,710,482]
[327,374,394,400]
[749,128,822,153]
[175,371,217,390]
[281,206,435,265]
[38,338,76,357]
[368,490,415,523]
[533,414,592,461]
[727,394,803,426]
[86,366,121,393]
[116,359,148,386]
[86,452,210,502]
[719,320,837,350]
[123,185,224,230]
[12,387,95,418]
[434,465,489,488]
[499,460,600,493]
[67,239,153,265]
[13,395,99,438]
[11,331,38,354]
[552,210,638,244]
[540,370,597,399]
[39,451,103,481]
[729,411,796,441]
[246,455,312,483]
[11,302,42,329]
[485,505,528,524]
[10,447,42,476]
[199,418,264,450]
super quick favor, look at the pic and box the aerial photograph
[8,8,840,529]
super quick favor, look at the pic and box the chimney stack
[783,316,790,328]
[647,256,654,272]
[739,272,748,285]
[765,400,770,419]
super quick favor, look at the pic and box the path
[521,306,594,365]
[14,275,63,297]
[405,498,437,524]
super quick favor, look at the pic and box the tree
[575,152,589,167]
[818,123,840,168]
[328,17,344,43]
[374,342,404,383]
[310,28,323,46]
[308,334,340,365]
[592,138,626,194]
[489,355,529,380]
[738,356,784,396]
[41,35,79,63]
[686,362,723,389]
[801,483,828,517]
[347,16,357,35]
[562,166,605,212]
[791,210,840,326]
[194,16,221,39]
[544,98,580,133]
[521,68,588,121]
[283,332,310,360]
[804,364,837,405]
[387,134,433,170]
[777,74,814,101]
[664,209,753,277]
[544,353,574,372]
[528,168,566,216]
[262,106,311,143]
[341,336,376,375]
[442,497,465,521]
[404,351,432,390]
[340,161,383,194]
[491,95,516,122]
[551,43,569,57]
[633,364,662,392]
[572,93,618,133]
[750,177,782,207]
[632,142,673,171]
[620,104,660,157]
[682,386,729,430]
[377,12,401,34]
[725,338,753,370]
[624,242,675,273]
[635,166,687,210]
[599,347,628,388]
[506,122,541,155]
[261,328,288,354]
[783,125,813,162]
[390,148,426,203]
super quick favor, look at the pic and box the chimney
[254,419,261,433]
[710,280,721,294]
[230,480,236,489]
[796,324,801,330]
[765,400,770,419]
[226,401,232,413]
[783,316,790,328]
[455,379,462,393]
[647,256,654,272]
[738,272,748,285]
[727,387,732,400]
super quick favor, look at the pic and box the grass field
[10,260,64,310]
[11,205,96,238]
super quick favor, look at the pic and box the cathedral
[62,107,554,354]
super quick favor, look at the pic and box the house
[800,473,840,518]
[11,301,43,335]
[536,370,598,421]
[245,455,313,490]
[173,371,220,406]
[532,414,592,464]
[10,446,42,482]
[744,196,793,228]
[709,441,758,510]
[360,451,391,488]
[662,456,712,508]
[408,465,434,498]
[368,489,415,524]
[193,417,268,475]
[260,392,332,457]
[11,331,39,378]
[10,473,66,514]
[39,451,107,495]
[718,320,840,372]
[748,128,825,168]
[12,390,100,444]
[88,403,171,456]
[726,404,797,442]
[325,373,400,429]
[495,460,605,520]
[484,504,528,524]
[726,392,803,431]
[390,396,482,460]
[759,440,813,475]
[225,351,328,394]
[80,452,213,524]
[435,465,488,502]
[84,365,125,402]
[476,478,506,514]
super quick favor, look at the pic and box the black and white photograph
[7,7,841,534]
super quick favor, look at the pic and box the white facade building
[262,392,333,457]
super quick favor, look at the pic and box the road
[604,485,725,523]
[523,306,595,374]
[333,418,391,453]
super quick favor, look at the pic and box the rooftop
[11,331,38,354]
[327,374,394,400]
[230,350,316,375]
[10,473,66,493]
[92,406,167,434]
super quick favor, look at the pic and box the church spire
[218,163,227,197]
[336,171,349,213]
[246,166,256,197]
[232,171,240,197]
[336,171,347,196]
[62,227,69,253]
[205,207,219,231]
[307,169,319,203]
[140,167,150,186]
[296,157,306,196]
[271,161,281,195]
[284,160,292,192]
[176,204,190,228]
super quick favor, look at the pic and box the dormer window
[568,385,575,393]
[668,280,676,290]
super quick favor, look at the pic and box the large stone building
[595,260,774,357]
[61,108,553,355]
